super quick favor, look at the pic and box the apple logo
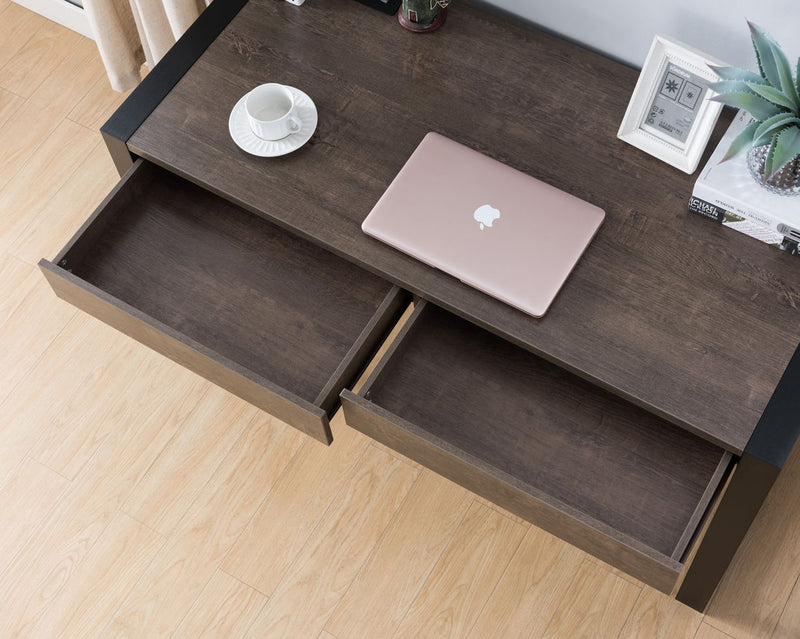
[474,204,501,231]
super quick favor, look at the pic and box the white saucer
[229,86,317,157]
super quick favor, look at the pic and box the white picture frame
[617,35,725,174]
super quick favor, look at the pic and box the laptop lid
[362,132,605,318]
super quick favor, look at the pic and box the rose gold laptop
[362,132,605,318]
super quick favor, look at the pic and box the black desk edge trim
[100,0,249,175]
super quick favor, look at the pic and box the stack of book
[688,110,800,256]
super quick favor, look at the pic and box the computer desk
[39,0,800,611]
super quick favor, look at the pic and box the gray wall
[481,0,799,71]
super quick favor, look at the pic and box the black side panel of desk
[745,344,800,469]
[677,343,800,611]
[100,0,249,175]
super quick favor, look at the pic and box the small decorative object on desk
[708,22,800,196]
[688,110,800,256]
[617,35,725,173]
[398,0,450,32]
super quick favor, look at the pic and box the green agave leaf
[749,21,781,87]
[720,120,760,162]
[708,64,764,84]
[769,40,800,106]
[709,91,782,120]
[796,57,800,96]
[767,125,800,180]
[708,80,756,94]
[746,82,797,111]
[753,130,776,148]
[764,134,778,180]
[754,113,800,142]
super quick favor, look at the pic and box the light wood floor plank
[68,70,135,132]
[618,586,703,639]
[0,361,207,637]
[9,136,118,264]
[122,387,260,535]
[0,99,63,190]
[173,570,268,639]
[466,525,586,639]
[0,314,118,483]
[29,512,165,639]
[0,457,69,575]
[27,321,171,479]
[0,16,81,97]
[27,34,104,117]
[0,275,76,461]
[770,575,800,639]
[539,559,642,639]
[705,450,800,639]
[243,445,419,639]
[0,119,99,254]
[391,501,527,639]
[0,252,40,327]
[1,309,154,476]
[0,2,40,71]
[473,494,534,528]
[595,559,646,587]
[222,415,370,595]
[696,622,737,639]
[0,86,24,128]
[106,416,306,637]
[326,470,472,639]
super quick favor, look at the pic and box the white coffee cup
[245,84,302,140]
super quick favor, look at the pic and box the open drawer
[341,300,733,592]
[39,160,408,444]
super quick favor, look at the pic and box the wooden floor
[1,7,799,638]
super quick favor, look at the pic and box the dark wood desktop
[38,0,800,611]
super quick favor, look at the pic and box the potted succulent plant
[709,22,800,196]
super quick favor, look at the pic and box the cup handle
[288,116,302,134]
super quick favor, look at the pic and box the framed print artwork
[617,35,725,174]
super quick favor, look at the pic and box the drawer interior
[355,302,730,561]
[57,161,398,412]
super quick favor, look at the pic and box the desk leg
[676,454,778,611]
[101,130,135,176]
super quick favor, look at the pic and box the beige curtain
[84,0,211,92]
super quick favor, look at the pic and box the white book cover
[690,110,800,254]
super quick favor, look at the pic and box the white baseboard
[11,0,93,39]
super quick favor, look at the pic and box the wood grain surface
[325,469,473,639]
[465,526,586,639]
[389,501,526,639]
[127,0,800,453]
